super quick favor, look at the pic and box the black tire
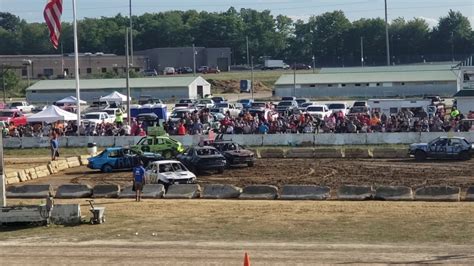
[459,151,471,160]
[101,164,113,173]
[247,161,255,167]
[162,150,172,159]
[414,150,426,161]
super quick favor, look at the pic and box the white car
[305,105,331,119]
[146,160,197,185]
[83,112,114,124]
[170,108,197,122]
[195,99,215,109]
[102,108,127,120]
[327,103,349,115]
[210,102,241,117]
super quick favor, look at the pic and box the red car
[0,109,27,126]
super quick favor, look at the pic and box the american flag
[43,0,63,49]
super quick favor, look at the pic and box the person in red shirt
[177,122,186,135]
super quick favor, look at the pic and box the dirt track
[23,158,474,190]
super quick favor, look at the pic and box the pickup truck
[9,101,34,113]
[210,102,240,117]
[0,110,27,126]
[83,112,115,124]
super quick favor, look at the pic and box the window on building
[355,83,361,87]
[310,84,316,88]
[87,68,92,74]
[101,67,107,73]
[31,90,37,93]
[328,84,333,87]
[64,68,69,75]
[43,68,53,76]
[366,83,369,86]
[390,108,398,114]
[401,82,405,86]
[21,69,27,76]
[341,84,346,87]
[376,83,381,86]
[135,67,140,72]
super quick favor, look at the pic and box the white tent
[99,91,130,102]
[27,105,77,123]
[56,96,87,105]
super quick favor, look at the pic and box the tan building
[0,53,148,79]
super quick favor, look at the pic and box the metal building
[135,47,231,72]
[25,76,211,103]
[274,64,459,98]
[0,53,147,79]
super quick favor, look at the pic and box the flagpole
[72,0,81,135]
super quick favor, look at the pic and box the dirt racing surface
[23,158,474,190]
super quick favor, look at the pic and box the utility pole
[451,32,455,62]
[246,36,250,67]
[251,56,254,100]
[125,28,131,125]
[384,0,390,66]
[192,43,196,76]
[129,0,134,66]
[2,69,5,104]
[360,37,364,67]
[312,55,315,73]
[293,62,297,97]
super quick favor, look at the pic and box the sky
[0,0,473,28]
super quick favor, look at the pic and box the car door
[147,163,159,183]
[446,138,463,157]
[428,138,448,158]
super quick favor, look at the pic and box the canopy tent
[56,96,87,105]
[99,91,131,102]
[27,105,77,123]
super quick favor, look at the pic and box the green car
[132,135,185,159]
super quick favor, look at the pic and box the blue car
[87,147,163,173]
[237,99,254,109]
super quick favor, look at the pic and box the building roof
[319,64,457,74]
[26,76,208,91]
[275,70,458,86]
[454,89,474,97]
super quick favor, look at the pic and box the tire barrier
[258,149,285,158]
[119,184,165,199]
[280,185,330,200]
[239,185,278,200]
[313,148,344,158]
[285,148,314,158]
[6,184,54,198]
[337,185,374,200]
[201,184,242,199]
[55,184,93,199]
[374,186,414,201]
[343,148,371,158]
[414,186,461,202]
[164,184,200,199]
[92,184,121,198]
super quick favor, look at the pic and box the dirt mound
[209,79,271,94]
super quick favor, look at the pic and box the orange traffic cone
[244,252,250,266]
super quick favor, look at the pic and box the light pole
[250,56,254,100]
[451,32,455,62]
[192,43,197,76]
[293,62,296,97]
[384,0,390,66]
[312,55,315,73]
[246,36,250,67]
[22,59,32,87]
[360,37,364,67]
[125,28,131,125]
[129,0,134,66]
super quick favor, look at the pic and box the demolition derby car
[409,136,473,161]
[145,160,197,186]
[177,146,227,174]
[87,147,163,172]
[210,140,255,167]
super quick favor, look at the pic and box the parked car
[347,106,370,117]
[210,140,255,167]
[176,67,193,74]
[131,135,185,159]
[248,108,279,121]
[143,69,158,76]
[178,98,196,105]
[210,102,241,117]
[305,105,331,119]
[170,108,198,122]
[195,99,215,109]
[296,98,310,107]
[9,101,34,113]
[291,63,311,70]
[177,146,227,174]
[211,96,226,103]
[173,103,194,110]
[281,96,296,101]
[198,66,220,74]
[138,95,163,105]
[409,136,473,161]
[87,147,163,173]
[163,67,176,75]
[250,102,267,110]
[145,160,196,186]
[237,99,254,109]
[299,102,315,112]
[83,112,114,124]
[352,101,368,107]
[327,103,349,115]
[0,109,27,126]
[276,100,299,114]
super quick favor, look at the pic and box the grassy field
[2,199,474,245]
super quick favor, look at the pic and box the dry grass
[2,199,474,245]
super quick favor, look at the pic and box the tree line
[0,8,473,67]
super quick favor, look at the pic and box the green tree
[431,10,473,57]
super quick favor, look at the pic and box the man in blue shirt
[133,161,146,202]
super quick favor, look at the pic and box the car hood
[161,171,196,180]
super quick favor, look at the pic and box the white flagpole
[72,0,81,135]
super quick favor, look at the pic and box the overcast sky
[1,0,473,27]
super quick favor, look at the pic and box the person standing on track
[50,131,59,161]
[133,161,146,202]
